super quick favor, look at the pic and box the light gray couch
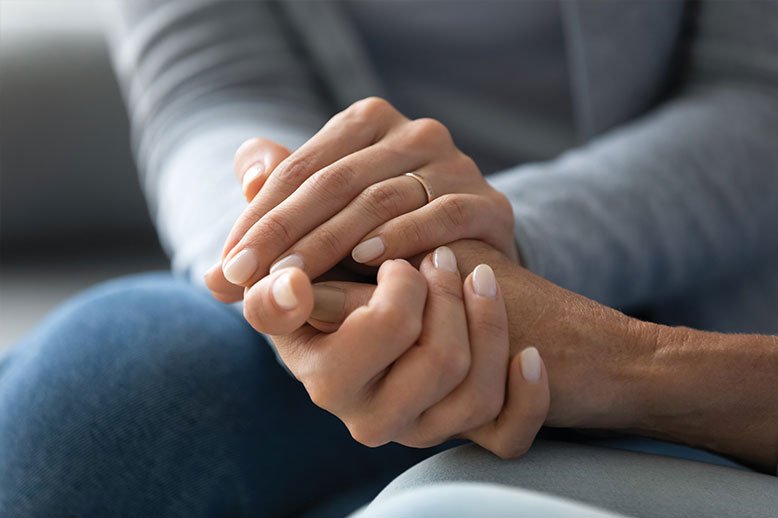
[0,1,167,350]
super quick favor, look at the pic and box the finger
[307,281,376,333]
[351,193,513,266]
[222,97,406,260]
[234,138,293,202]
[364,247,472,444]
[267,174,428,281]
[402,263,510,447]
[220,142,428,287]
[305,260,426,414]
[204,261,244,303]
[466,346,550,460]
[242,267,314,335]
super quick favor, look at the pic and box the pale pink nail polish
[242,163,265,192]
[520,347,542,384]
[270,254,303,274]
[433,246,457,272]
[472,264,496,298]
[352,236,385,263]
[222,249,258,284]
[272,272,298,310]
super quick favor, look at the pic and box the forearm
[625,324,778,472]
[557,312,778,473]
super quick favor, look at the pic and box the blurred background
[0,0,168,352]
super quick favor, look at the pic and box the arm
[448,240,778,473]
[487,1,778,308]
[100,0,332,283]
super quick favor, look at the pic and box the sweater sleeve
[486,0,778,310]
[100,0,333,285]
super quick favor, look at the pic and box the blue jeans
[0,273,443,517]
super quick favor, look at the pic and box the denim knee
[0,272,275,516]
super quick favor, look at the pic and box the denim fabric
[0,273,443,517]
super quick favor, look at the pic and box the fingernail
[352,236,385,263]
[433,246,457,272]
[520,347,542,384]
[472,264,496,298]
[242,163,265,192]
[270,254,303,274]
[222,249,258,284]
[272,272,298,310]
[310,285,346,322]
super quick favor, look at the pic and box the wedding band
[404,172,435,204]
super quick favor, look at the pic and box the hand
[242,248,549,458]
[206,96,517,302]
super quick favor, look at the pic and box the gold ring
[404,172,435,203]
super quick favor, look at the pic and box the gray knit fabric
[370,442,778,517]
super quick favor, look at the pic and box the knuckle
[493,442,526,460]
[312,225,344,257]
[472,313,508,342]
[455,152,479,174]
[427,344,470,385]
[407,117,452,147]
[347,418,391,448]
[304,376,340,412]
[310,160,358,198]
[361,181,404,220]
[257,213,294,246]
[349,96,392,122]
[373,304,412,335]
[436,194,470,234]
[273,155,313,188]
[398,216,429,245]
[493,190,515,229]
[428,277,464,305]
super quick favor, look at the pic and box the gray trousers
[355,440,778,517]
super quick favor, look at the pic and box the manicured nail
[272,272,298,310]
[472,264,496,298]
[270,254,303,274]
[352,236,385,263]
[433,246,457,272]
[222,249,258,284]
[520,347,542,384]
[242,163,265,192]
[310,285,346,323]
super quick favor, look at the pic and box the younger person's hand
[206,96,517,302]
[242,247,548,458]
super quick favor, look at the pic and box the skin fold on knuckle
[425,342,470,390]
[272,154,314,190]
[254,212,295,249]
[360,181,405,221]
[406,117,452,151]
[310,160,359,200]
[396,217,430,249]
[343,96,393,141]
[371,302,422,345]
[427,275,465,305]
[436,195,471,235]
[311,225,345,259]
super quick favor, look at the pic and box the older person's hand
[205,96,517,302]
[241,248,550,458]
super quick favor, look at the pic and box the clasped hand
[205,97,548,457]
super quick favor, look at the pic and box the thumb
[234,137,293,202]
[308,281,376,333]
